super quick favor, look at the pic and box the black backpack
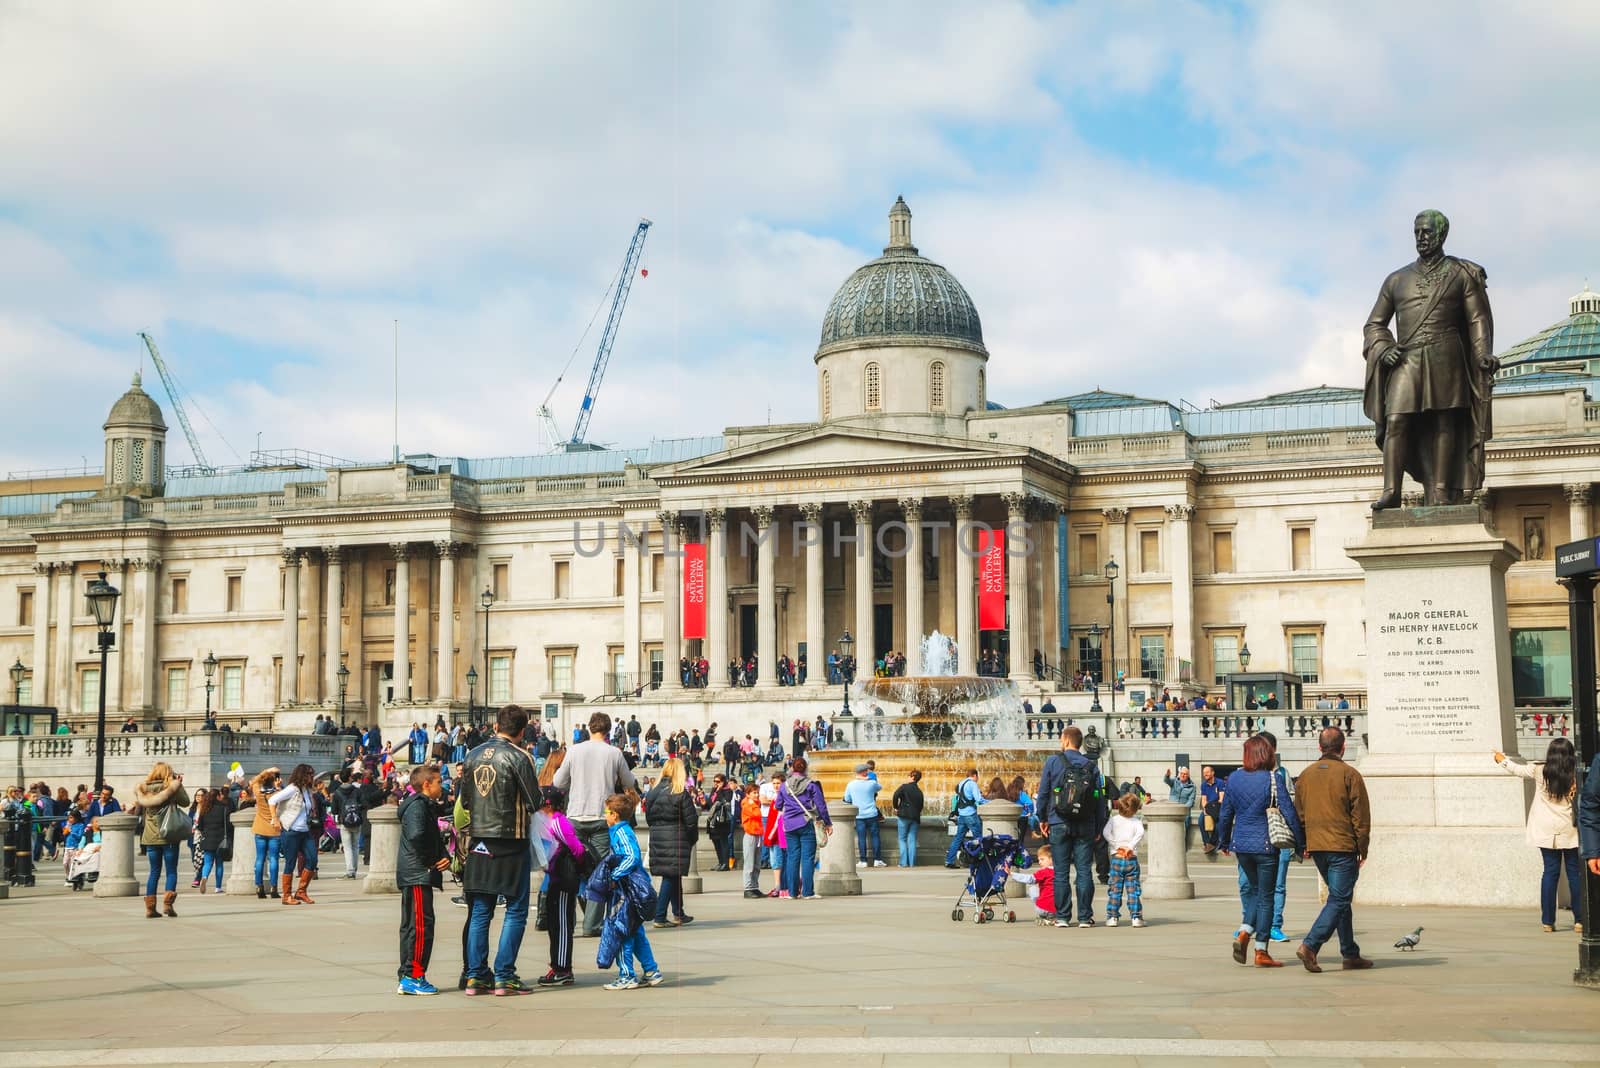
[708,795,732,830]
[1051,757,1096,822]
[339,790,363,829]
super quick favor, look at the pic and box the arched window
[977,368,986,410]
[864,362,882,412]
[929,360,946,411]
[821,369,832,420]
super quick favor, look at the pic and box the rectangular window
[221,665,244,710]
[1211,634,1239,684]
[1139,529,1160,573]
[649,649,664,687]
[1077,533,1098,577]
[651,553,664,593]
[79,667,100,713]
[549,653,574,693]
[1076,633,1103,681]
[171,577,188,615]
[1511,628,1572,703]
[226,574,243,613]
[1212,530,1234,574]
[166,667,188,712]
[1291,526,1312,571]
[553,560,571,600]
[489,655,511,703]
[1290,632,1320,683]
[1139,635,1166,681]
[614,558,626,597]
[492,562,509,602]
[18,589,33,627]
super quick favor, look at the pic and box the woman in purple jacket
[1217,734,1304,968]
[777,758,832,900]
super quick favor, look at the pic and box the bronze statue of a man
[1362,210,1496,509]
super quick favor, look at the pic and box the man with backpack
[942,769,985,868]
[333,770,367,878]
[1036,726,1109,928]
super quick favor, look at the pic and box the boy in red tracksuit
[396,765,449,995]
[1010,844,1056,924]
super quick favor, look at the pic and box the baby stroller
[950,832,1029,924]
[318,811,341,853]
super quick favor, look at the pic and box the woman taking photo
[135,762,190,918]
[192,789,229,894]
[644,757,697,928]
[778,756,832,900]
[270,763,320,905]
[247,767,283,899]
[1496,738,1585,933]
[1217,734,1303,967]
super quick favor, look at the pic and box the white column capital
[950,494,974,520]
[1101,506,1129,524]
[849,499,873,524]
[704,507,726,531]
[799,502,823,524]
[898,496,924,521]
[1001,491,1029,517]
[435,540,464,559]
[1564,483,1592,505]
[324,546,346,567]
[753,504,775,527]
[389,542,411,562]
[1165,503,1195,522]
[281,548,301,567]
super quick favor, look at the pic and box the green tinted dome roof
[817,197,986,358]
[104,373,167,430]
[1497,285,1600,366]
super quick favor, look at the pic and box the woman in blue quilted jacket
[1217,734,1304,968]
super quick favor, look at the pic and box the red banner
[682,542,707,640]
[977,528,1005,631]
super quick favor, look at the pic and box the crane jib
[567,218,652,447]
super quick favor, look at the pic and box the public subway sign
[682,542,707,640]
[1554,537,1600,578]
[978,528,1005,632]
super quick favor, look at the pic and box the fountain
[808,631,1046,806]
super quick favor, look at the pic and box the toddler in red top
[1009,843,1055,923]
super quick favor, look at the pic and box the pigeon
[1394,926,1423,951]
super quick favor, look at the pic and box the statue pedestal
[1141,801,1195,900]
[92,813,140,898]
[361,806,399,894]
[224,810,259,895]
[816,803,862,896]
[1346,510,1542,907]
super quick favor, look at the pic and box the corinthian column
[1567,483,1592,541]
[436,541,459,701]
[658,512,681,692]
[900,498,924,668]
[391,544,411,703]
[755,505,777,686]
[281,549,300,704]
[953,496,976,676]
[1003,493,1032,683]
[851,500,875,675]
[801,503,826,687]
[324,548,344,699]
[705,509,729,690]
[32,563,52,706]
[1166,503,1196,679]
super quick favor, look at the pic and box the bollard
[1140,800,1195,899]
[224,810,258,895]
[362,804,400,894]
[978,799,1028,900]
[93,812,141,898]
[816,801,861,896]
[682,813,703,895]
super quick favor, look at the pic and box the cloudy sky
[2,1,1597,473]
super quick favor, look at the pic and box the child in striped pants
[1103,792,1146,928]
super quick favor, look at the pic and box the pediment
[651,425,1028,480]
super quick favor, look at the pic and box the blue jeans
[653,875,685,922]
[615,924,658,979]
[856,814,882,864]
[784,824,817,897]
[145,842,179,895]
[1047,827,1096,921]
[199,850,225,890]
[1236,847,1290,930]
[1304,851,1361,958]
[1540,847,1584,927]
[896,817,918,867]
[465,843,533,983]
[1237,852,1279,949]
[254,834,281,886]
[772,845,787,892]
[945,813,981,865]
[279,829,317,875]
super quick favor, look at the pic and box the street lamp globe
[9,658,24,692]
[337,663,350,694]
[203,651,219,681]
[1103,559,1119,583]
[86,571,120,630]
[466,665,478,690]
[481,587,495,610]
[838,629,854,657]
[1239,642,1252,670]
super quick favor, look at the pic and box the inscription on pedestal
[1375,600,1487,745]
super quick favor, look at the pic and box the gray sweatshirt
[552,738,636,821]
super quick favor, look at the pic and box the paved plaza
[0,854,1595,1067]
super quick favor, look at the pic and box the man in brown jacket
[1294,727,1373,972]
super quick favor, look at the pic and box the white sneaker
[1105,917,1119,928]
[1054,919,1072,928]
[872,860,886,867]
[855,861,867,868]
[1131,917,1145,928]
[604,976,640,991]
[1078,918,1095,929]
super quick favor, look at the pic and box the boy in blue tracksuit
[603,794,662,990]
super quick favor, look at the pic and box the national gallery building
[3,200,1597,737]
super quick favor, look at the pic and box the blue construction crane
[565,218,652,449]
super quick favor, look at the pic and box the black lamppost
[85,571,120,790]
[1088,622,1103,714]
[837,629,854,717]
[9,658,23,705]
[203,651,218,722]
[336,663,350,729]
[1239,642,1252,671]
[466,665,478,726]
[1103,559,1120,692]
[480,586,494,724]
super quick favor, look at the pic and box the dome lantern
[101,372,167,497]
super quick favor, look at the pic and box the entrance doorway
[739,604,758,662]
[873,603,894,668]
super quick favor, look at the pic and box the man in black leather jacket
[459,704,540,996]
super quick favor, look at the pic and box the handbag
[1265,773,1295,851]
[155,803,194,844]
[790,781,831,847]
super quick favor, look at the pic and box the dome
[816,197,986,360]
[104,372,167,431]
